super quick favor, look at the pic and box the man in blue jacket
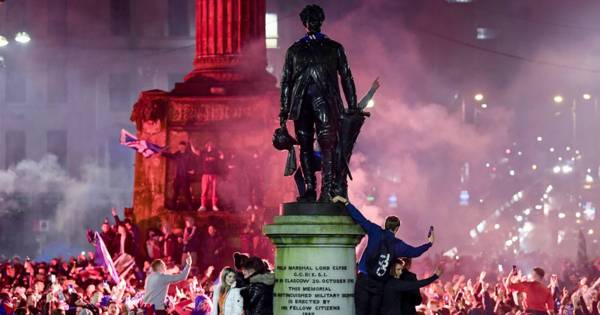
[332,196,434,315]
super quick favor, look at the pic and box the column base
[265,213,364,315]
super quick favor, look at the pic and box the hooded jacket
[241,272,275,315]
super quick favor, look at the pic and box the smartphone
[50,274,57,284]
[498,264,503,272]
[428,226,434,238]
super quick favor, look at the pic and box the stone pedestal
[265,204,364,315]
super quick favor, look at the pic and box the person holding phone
[332,195,434,315]
[144,254,193,315]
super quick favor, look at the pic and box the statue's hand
[346,107,359,116]
[279,114,288,129]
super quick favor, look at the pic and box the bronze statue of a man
[279,4,358,202]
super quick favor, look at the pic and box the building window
[47,0,67,41]
[110,0,131,36]
[47,130,67,167]
[47,58,67,104]
[109,73,132,111]
[5,130,26,168]
[265,13,278,49]
[5,60,26,103]
[167,0,190,37]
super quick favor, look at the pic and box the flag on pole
[119,129,164,158]
[94,231,121,284]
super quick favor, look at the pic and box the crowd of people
[1,198,599,315]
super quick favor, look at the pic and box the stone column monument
[265,206,364,315]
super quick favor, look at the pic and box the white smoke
[0,155,131,259]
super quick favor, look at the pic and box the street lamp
[15,32,31,44]
[582,93,591,100]
[553,95,564,104]
[480,103,488,109]
[474,93,484,102]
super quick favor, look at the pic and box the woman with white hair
[210,267,243,315]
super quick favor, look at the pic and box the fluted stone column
[192,0,267,73]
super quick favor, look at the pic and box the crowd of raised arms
[0,199,598,315]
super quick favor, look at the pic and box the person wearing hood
[239,257,274,315]
[210,267,243,315]
[380,259,443,315]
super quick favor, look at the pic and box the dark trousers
[355,273,385,315]
[154,310,168,315]
[172,177,192,210]
[294,84,339,192]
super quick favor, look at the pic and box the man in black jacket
[161,141,196,210]
[279,4,358,202]
[239,256,274,315]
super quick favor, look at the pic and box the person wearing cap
[507,267,555,315]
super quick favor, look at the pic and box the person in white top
[210,267,243,315]
[144,254,192,314]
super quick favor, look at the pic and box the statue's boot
[318,148,336,203]
[297,151,317,202]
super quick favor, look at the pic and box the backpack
[366,234,395,281]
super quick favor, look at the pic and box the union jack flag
[119,129,164,158]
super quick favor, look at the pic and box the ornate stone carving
[168,99,266,125]
[130,90,169,130]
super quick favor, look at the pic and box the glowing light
[553,95,564,104]
[588,229,594,235]
[509,170,516,176]
[575,212,581,218]
[265,13,279,49]
[481,103,488,109]
[543,193,549,199]
[536,136,543,142]
[522,222,534,233]
[505,240,513,247]
[15,31,31,44]
[517,151,523,156]
[583,94,591,100]
[535,204,543,210]
[515,215,523,222]
[585,174,594,183]
[494,223,500,230]
[485,162,490,168]
[505,148,511,154]
[366,99,375,108]
[557,230,565,244]
[558,212,566,219]
[566,146,571,151]
[531,164,538,170]
[0,36,8,47]
[558,157,563,161]
[562,165,573,174]
[549,147,555,152]
[546,185,553,193]
[469,229,477,238]
[553,166,561,174]
[523,208,531,215]
[474,93,484,101]
[476,221,486,233]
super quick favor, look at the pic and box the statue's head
[299,4,325,34]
